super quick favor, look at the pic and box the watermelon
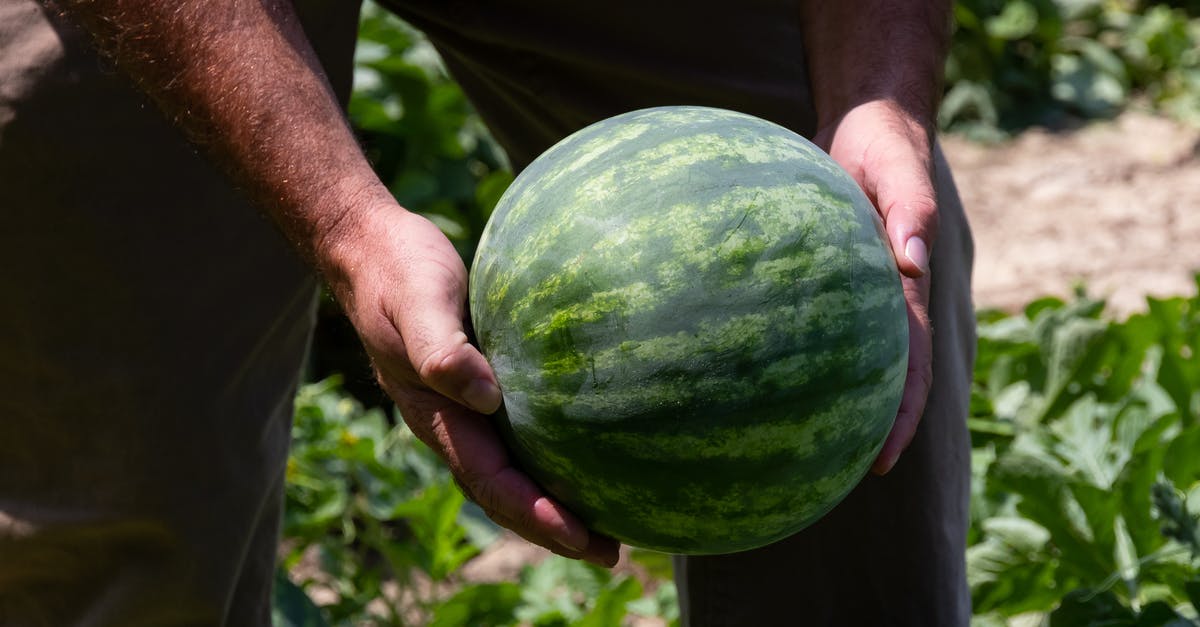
[468,106,907,555]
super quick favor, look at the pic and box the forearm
[798,1,952,134]
[52,0,390,269]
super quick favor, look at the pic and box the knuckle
[415,335,469,386]
[469,477,502,518]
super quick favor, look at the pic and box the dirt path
[943,110,1200,316]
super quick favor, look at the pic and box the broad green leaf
[573,577,642,627]
[516,557,612,625]
[968,515,1060,613]
[475,169,515,215]
[628,548,675,582]
[1185,578,1200,615]
[456,500,503,550]
[939,80,1001,129]
[988,516,1052,550]
[1040,316,1109,421]
[986,0,1039,40]
[272,570,331,627]
[625,583,680,623]
[1131,600,1187,626]
[1049,589,1136,626]
[1164,423,1200,487]
[391,479,479,579]
[429,582,522,627]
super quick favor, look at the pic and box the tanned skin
[53,0,951,564]
[54,0,619,567]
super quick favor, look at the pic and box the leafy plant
[349,2,512,264]
[968,279,1200,625]
[278,376,499,625]
[941,0,1200,137]
[276,378,679,626]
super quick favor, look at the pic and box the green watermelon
[468,106,907,555]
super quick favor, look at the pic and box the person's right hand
[319,204,620,567]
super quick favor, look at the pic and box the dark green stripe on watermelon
[469,106,907,554]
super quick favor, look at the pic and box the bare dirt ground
[459,109,1200,588]
[944,109,1200,317]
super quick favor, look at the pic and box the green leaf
[415,483,479,579]
[1131,600,1186,626]
[516,557,612,625]
[573,577,642,627]
[625,583,680,623]
[1164,423,1200,487]
[1049,589,1136,626]
[475,169,515,215]
[628,548,675,582]
[1039,316,1109,421]
[456,500,503,550]
[968,514,1060,614]
[939,80,1000,130]
[1051,51,1128,117]
[271,569,330,627]
[986,0,1039,40]
[429,582,522,627]
[1184,578,1200,615]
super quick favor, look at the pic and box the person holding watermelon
[1,0,973,624]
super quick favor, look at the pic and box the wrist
[799,2,951,142]
[310,184,403,297]
[814,99,933,154]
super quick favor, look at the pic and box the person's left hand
[813,100,937,475]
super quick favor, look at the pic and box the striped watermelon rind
[469,106,907,554]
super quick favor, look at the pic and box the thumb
[391,271,502,415]
[869,150,939,279]
[410,326,503,415]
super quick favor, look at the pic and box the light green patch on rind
[502,180,867,337]
[474,108,872,329]
[511,282,900,397]
[502,121,654,227]
[500,369,900,553]
[524,281,658,345]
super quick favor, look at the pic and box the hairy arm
[799,2,951,137]
[54,0,619,566]
[797,1,953,473]
[58,0,384,259]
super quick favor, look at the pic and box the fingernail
[873,451,899,475]
[462,378,502,414]
[904,237,930,276]
[557,535,589,554]
[585,553,618,569]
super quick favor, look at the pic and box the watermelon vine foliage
[943,0,1200,138]
[279,280,1200,626]
[968,282,1200,626]
[282,3,1200,626]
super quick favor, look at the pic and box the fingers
[400,291,500,413]
[868,147,938,280]
[407,321,502,415]
[382,248,502,415]
[819,102,940,473]
[340,211,617,567]
[382,302,618,566]
[872,274,932,475]
[395,389,620,567]
[470,474,621,568]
